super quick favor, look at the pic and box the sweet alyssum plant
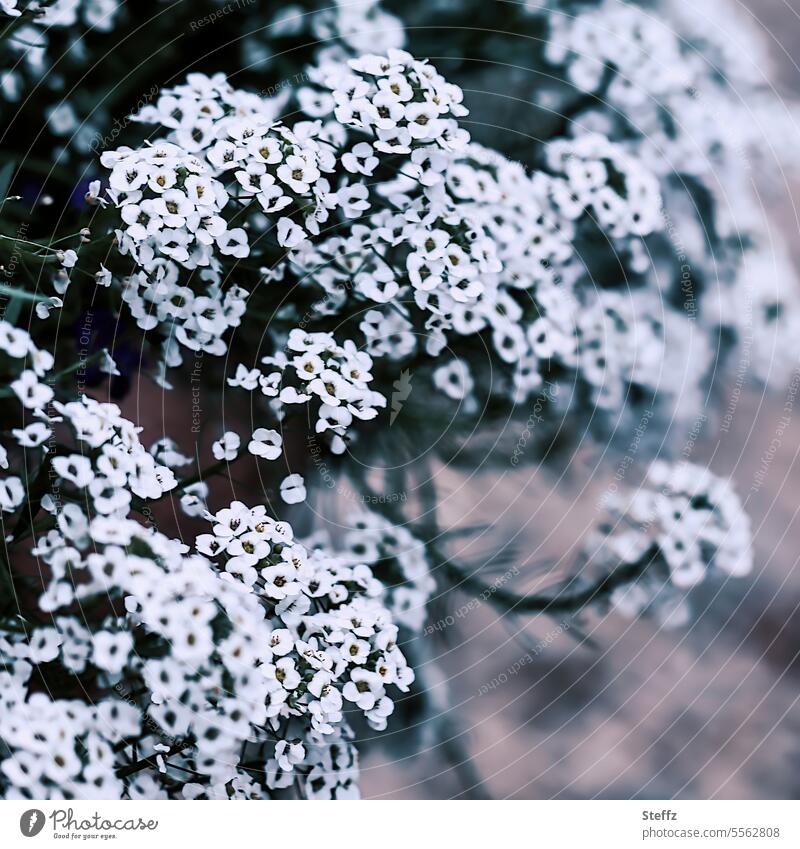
[0,0,796,799]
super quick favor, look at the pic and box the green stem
[0,283,51,303]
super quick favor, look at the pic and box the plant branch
[115,737,194,779]
[440,544,660,615]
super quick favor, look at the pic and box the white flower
[58,249,79,269]
[28,628,64,663]
[217,227,249,257]
[100,350,120,376]
[92,631,133,674]
[212,431,240,461]
[85,180,107,207]
[180,482,208,518]
[337,183,370,218]
[228,364,261,390]
[342,142,378,176]
[0,321,32,358]
[343,668,384,710]
[275,740,306,772]
[12,422,50,447]
[0,1,21,18]
[433,359,474,400]
[277,217,307,248]
[248,428,282,460]
[95,265,112,287]
[11,370,53,409]
[53,455,94,488]
[0,476,24,512]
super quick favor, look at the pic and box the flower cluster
[543,1,691,104]
[1,438,414,801]
[247,0,404,73]
[134,74,349,248]
[104,143,245,268]
[0,320,56,512]
[101,141,251,362]
[433,137,664,404]
[220,121,344,247]
[133,71,286,157]
[0,1,121,107]
[541,0,800,389]
[2,515,280,798]
[576,289,712,415]
[105,53,700,434]
[288,196,502,324]
[307,510,435,632]
[11,393,177,611]
[110,60,488,370]
[0,687,133,800]
[544,133,663,242]
[587,461,752,628]
[118,260,248,361]
[319,48,470,153]
[195,500,414,793]
[287,128,670,414]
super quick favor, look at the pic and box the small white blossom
[280,473,306,505]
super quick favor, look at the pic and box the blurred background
[356,0,800,799]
